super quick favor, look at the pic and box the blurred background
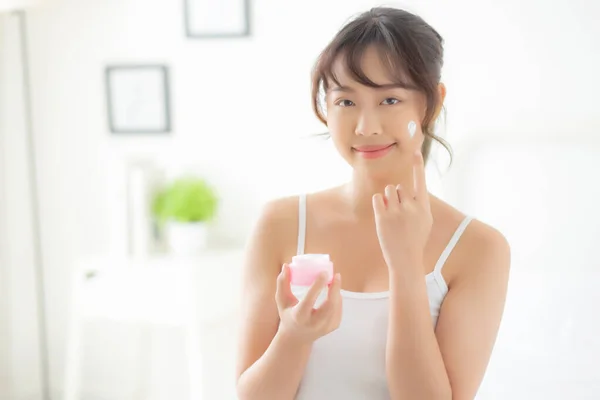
[1,0,599,399]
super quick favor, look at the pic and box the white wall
[0,16,11,396]
[448,138,600,399]
[0,13,45,400]
[6,0,600,397]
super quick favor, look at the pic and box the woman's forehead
[327,46,414,89]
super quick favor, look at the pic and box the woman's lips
[352,143,396,159]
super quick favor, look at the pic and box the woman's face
[325,46,442,177]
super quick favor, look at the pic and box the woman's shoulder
[252,188,341,249]
[252,195,302,240]
[459,217,510,278]
[259,187,340,217]
[432,196,510,283]
[258,194,301,220]
[242,195,302,275]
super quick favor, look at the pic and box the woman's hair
[311,7,451,164]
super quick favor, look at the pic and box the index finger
[316,273,342,317]
[296,272,328,315]
[413,150,428,201]
[275,264,297,310]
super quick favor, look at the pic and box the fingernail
[408,120,417,138]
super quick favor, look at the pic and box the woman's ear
[433,83,447,120]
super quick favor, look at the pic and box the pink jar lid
[291,254,331,265]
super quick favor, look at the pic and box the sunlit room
[1,0,599,399]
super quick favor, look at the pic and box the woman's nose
[354,112,382,136]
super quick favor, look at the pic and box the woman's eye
[336,99,355,107]
[382,98,401,105]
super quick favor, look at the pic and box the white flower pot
[166,221,209,255]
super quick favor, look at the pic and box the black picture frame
[105,65,172,134]
[184,0,251,38]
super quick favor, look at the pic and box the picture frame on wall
[105,65,172,134]
[184,0,250,38]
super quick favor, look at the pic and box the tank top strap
[433,216,473,274]
[297,194,307,255]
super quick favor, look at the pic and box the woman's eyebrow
[329,82,416,92]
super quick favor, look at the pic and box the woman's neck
[343,168,416,218]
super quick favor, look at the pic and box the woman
[235,7,510,400]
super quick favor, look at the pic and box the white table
[63,249,245,400]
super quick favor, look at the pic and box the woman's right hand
[275,264,343,344]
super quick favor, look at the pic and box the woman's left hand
[372,150,433,272]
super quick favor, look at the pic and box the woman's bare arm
[235,198,312,400]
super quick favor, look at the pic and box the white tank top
[291,194,472,399]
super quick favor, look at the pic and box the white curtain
[0,12,44,400]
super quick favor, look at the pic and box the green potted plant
[152,176,218,255]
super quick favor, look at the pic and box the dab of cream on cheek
[408,120,417,138]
